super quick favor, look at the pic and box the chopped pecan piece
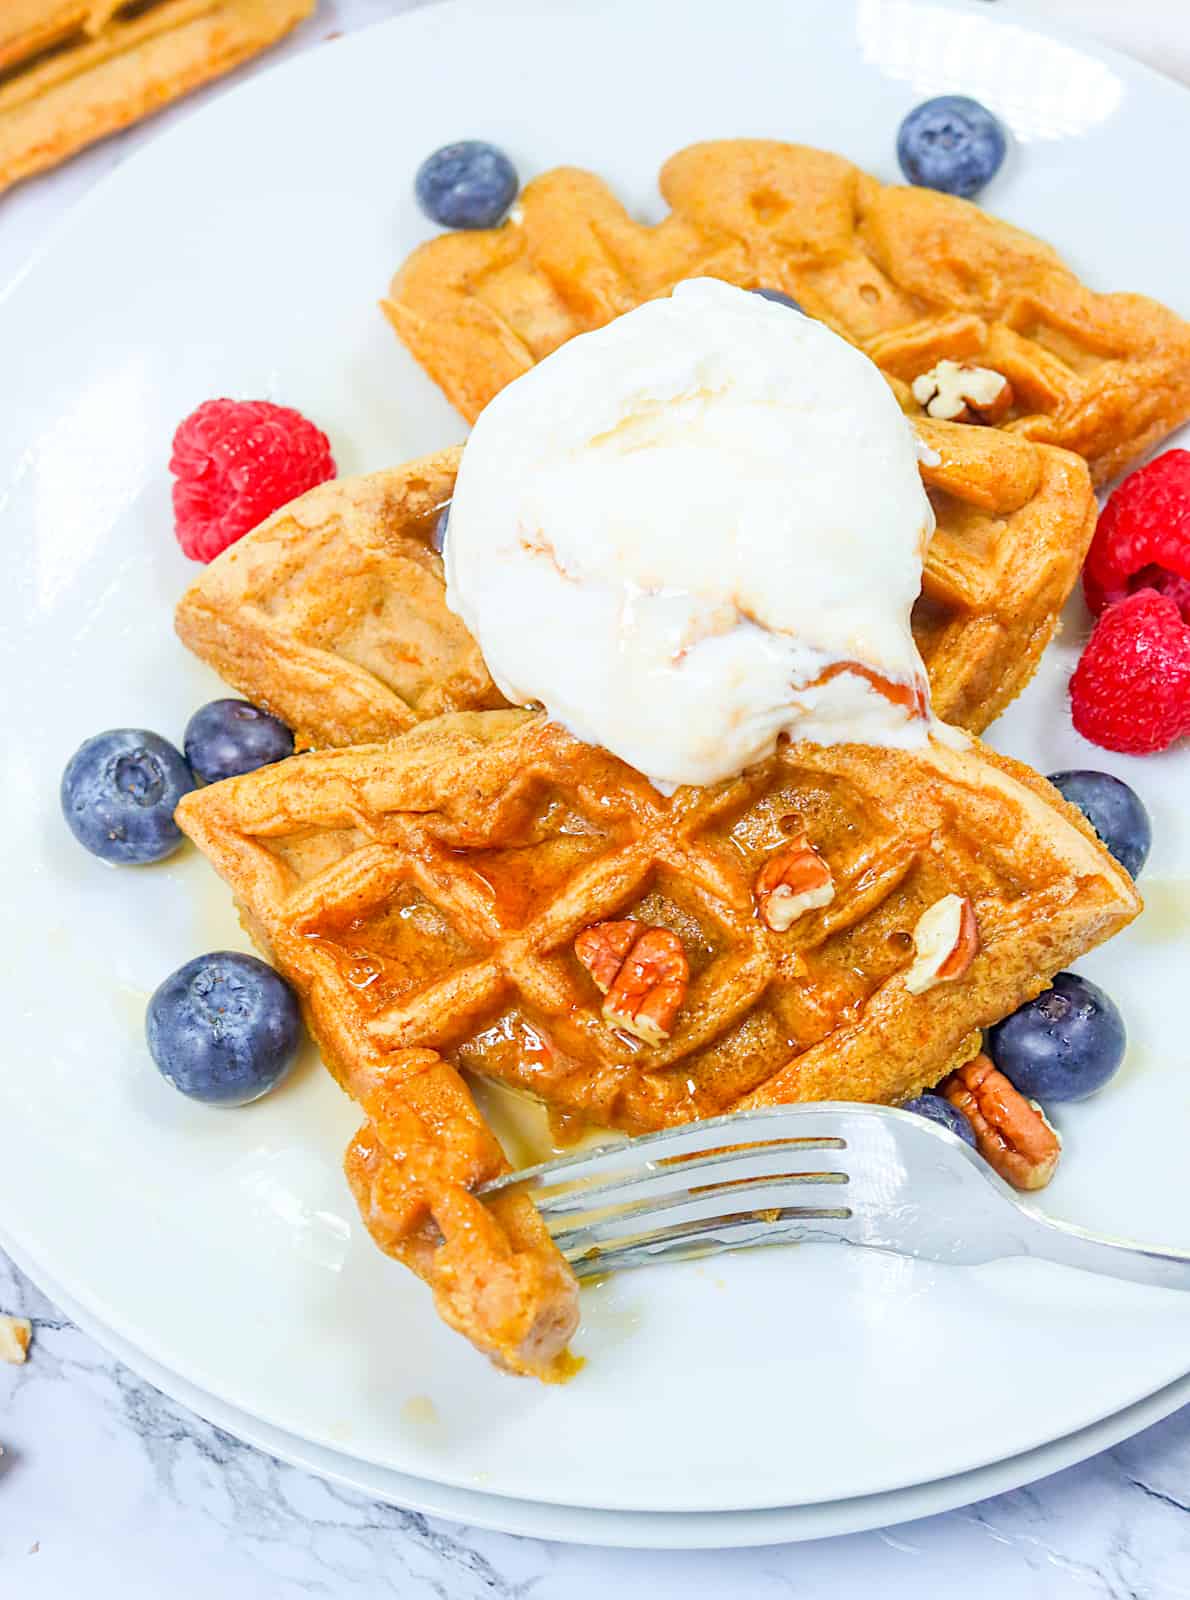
[942,1054,1061,1191]
[754,837,834,931]
[0,1315,31,1365]
[911,359,1014,425]
[904,894,979,995]
[574,919,689,1046]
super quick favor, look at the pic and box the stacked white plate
[3,0,1188,1546]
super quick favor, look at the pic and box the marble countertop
[4,1243,1190,1597]
[3,2,1190,1594]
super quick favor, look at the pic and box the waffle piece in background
[912,417,1094,731]
[175,419,1095,746]
[175,449,507,749]
[0,0,313,194]
[385,139,1190,485]
[177,709,1140,1373]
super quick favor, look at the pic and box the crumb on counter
[0,1315,32,1364]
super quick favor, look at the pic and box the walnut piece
[942,1054,1061,1191]
[911,360,1014,425]
[0,1315,32,1364]
[904,894,980,994]
[754,838,834,931]
[574,919,689,1046]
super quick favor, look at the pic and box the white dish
[9,1225,1190,1549]
[2,0,1189,1518]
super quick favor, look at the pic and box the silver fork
[481,1104,1190,1289]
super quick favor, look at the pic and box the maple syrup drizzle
[808,660,929,718]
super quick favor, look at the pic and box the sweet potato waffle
[175,418,1095,745]
[177,708,1140,1374]
[175,450,507,748]
[385,139,1190,485]
[0,0,313,194]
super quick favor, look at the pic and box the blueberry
[432,503,450,555]
[61,729,194,864]
[146,952,303,1106]
[415,141,518,229]
[901,1093,978,1148]
[989,971,1126,1103]
[184,699,294,785]
[896,96,1006,198]
[752,287,804,312]
[1047,770,1151,879]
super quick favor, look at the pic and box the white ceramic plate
[2,0,1189,1517]
[9,1225,1190,1548]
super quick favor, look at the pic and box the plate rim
[7,1225,1189,1549]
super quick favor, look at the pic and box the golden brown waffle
[175,420,1094,745]
[912,417,1094,730]
[0,0,313,194]
[177,708,1140,1373]
[175,451,507,748]
[385,139,1190,485]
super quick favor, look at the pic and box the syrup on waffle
[177,709,1140,1373]
[175,419,1095,746]
[0,0,313,194]
[385,140,1190,485]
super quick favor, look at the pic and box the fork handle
[1019,1210,1190,1292]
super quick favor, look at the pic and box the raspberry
[170,399,335,562]
[1070,589,1190,754]
[1083,450,1190,623]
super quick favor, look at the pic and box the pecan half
[574,919,689,1046]
[904,894,979,995]
[911,359,1014,425]
[942,1054,1061,1191]
[754,838,834,932]
[573,919,638,994]
[0,1315,31,1365]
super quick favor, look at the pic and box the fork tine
[551,1172,852,1255]
[481,1104,854,1200]
[529,1145,850,1219]
[562,1204,856,1279]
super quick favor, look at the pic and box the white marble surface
[4,1244,1190,1595]
[4,1,1190,1593]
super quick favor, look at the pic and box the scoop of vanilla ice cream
[445,278,935,790]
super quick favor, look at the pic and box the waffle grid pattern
[180,711,1137,1181]
[385,140,1190,484]
[180,712,1142,1122]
